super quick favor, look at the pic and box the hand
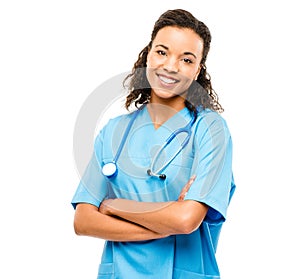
[178,175,196,201]
[99,199,114,215]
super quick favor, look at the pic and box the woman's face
[146,26,204,104]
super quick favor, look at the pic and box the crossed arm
[73,176,208,242]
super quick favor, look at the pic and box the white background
[1,0,299,278]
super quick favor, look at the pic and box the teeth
[159,75,177,84]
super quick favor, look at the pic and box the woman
[72,9,236,279]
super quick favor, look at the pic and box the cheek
[180,77,193,91]
[146,53,153,67]
[179,68,196,83]
[147,53,161,68]
[146,67,155,87]
[184,67,200,81]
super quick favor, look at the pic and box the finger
[189,174,196,183]
[178,192,185,201]
[184,175,196,190]
[178,175,196,201]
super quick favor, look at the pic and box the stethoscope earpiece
[159,174,167,180]
[147,169,167,180]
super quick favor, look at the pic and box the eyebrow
[154,44,197,59]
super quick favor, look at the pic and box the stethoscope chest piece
[102,162,117,178]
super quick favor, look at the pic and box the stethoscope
[101,106,196,180]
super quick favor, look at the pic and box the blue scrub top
[71,105,236,279]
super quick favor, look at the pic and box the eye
[157,50,166,56]
[183,58,193,64]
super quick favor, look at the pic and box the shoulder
[196,108,229,128]
[194,108,232,139]
[95,110,138,140]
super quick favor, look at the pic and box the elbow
[74,218,93,236]
[73,210,91,236]
[180,226,197,235]
[177,215,201,235]
[73,219,85,236]
[174,201,208,235]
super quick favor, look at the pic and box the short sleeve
[184,112,236,224]
[71,130,108,209]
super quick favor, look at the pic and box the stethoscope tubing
[148,116,195,175]
[101,107,141,178]
[102,105,197,179]
[113,107,141,163]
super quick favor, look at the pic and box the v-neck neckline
[143,104,190,131]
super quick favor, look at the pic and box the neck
[147,101,185,129]
[150,94,186,112]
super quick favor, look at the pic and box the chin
[153,89,179,99]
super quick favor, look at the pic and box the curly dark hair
[123,9,223,114]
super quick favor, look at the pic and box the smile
[157,74,179,85]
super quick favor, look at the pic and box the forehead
[153,26,204,55]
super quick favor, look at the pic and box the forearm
[74,203,168,242]
[101,199,208,235]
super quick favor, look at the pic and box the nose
[163,56,179,73]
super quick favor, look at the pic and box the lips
[157,74,179,85]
